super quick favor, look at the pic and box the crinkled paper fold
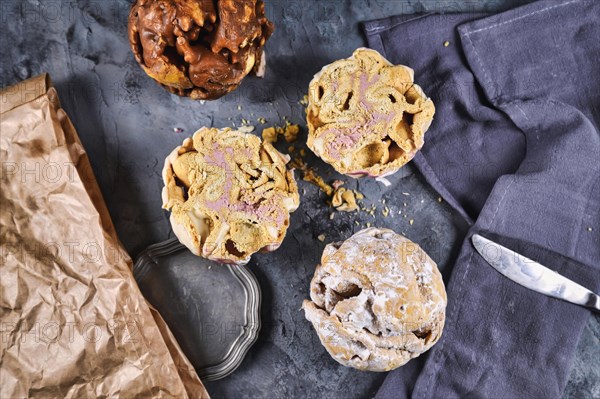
[0,74,209,398]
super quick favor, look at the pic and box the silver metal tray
[133,238,261,381]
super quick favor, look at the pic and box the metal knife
[472,234,600,312]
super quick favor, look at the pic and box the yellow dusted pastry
[162,127,299,265]
[307,48,435,177]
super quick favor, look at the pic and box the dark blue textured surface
[1,1,597,398]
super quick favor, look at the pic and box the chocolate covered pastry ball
[302,228,446,371]
[162,127,299,265]
[307,48,435,177]
[128,0,274,100]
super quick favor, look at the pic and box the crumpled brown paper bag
[0,74,209,398]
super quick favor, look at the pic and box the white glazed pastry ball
[302,228,446,371]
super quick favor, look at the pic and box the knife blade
[471,234,600,312]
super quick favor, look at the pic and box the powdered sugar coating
[303,228,446,371]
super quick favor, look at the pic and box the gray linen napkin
[363,1,600,397]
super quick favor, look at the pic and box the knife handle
[585,292,600,313]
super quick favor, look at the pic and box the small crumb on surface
[317,234,326,242]
[438,197,443,203]
[283,124,300,142]
[173,127,184,133]
[588,227,593,232]
[303,169,334,197]
[262,127,278,143]
[238,125,255,133]
[409,219,414,225]
[262,123,300,143]
[331,187,359,212]
[444,41,450,47]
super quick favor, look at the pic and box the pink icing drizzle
[202,143,286,226]
[324,73,396,160]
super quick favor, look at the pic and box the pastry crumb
[299,95,309,106]
[588,227,593,232]
[262,126,278,143]
[262,123,300,143]
[443,41,450,47]
[331,187,360,212]
[303,169,334,197]
[409,219,414,225]
[317,234,326,242]
[284,124,300,143]
[238,125,255,133]
[437,197,443,203]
